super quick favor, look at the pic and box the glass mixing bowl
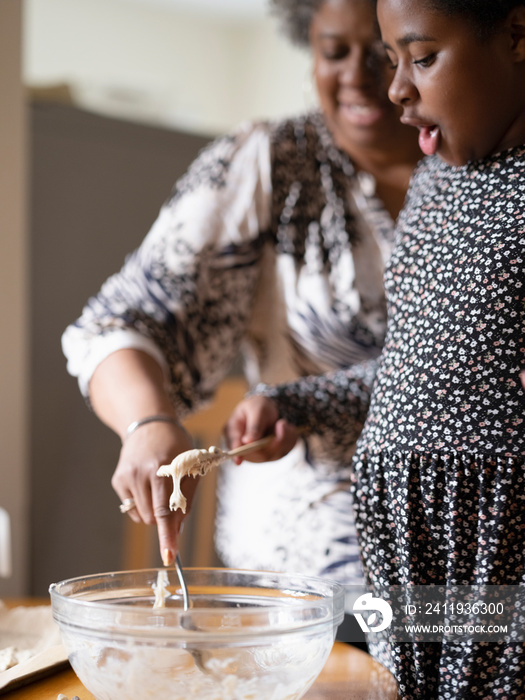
[49,567,344,700]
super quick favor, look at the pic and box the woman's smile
[339,99,390,128]
[311,0,416,157]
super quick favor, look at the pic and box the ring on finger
[119,497,137,514]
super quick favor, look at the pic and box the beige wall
[0,0,29,597]
[23,0,314,135]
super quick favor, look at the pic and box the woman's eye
[370,41,388,61]
[384,52,398,70]
[322,47,349,61]
[367,44,389,71]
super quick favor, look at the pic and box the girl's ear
[508,6,525,60]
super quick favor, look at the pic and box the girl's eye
[413,53,436,68]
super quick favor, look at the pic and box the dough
[157,447,223,513]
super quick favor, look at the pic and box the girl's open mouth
[419,125,440,156]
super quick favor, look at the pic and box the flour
[60,628,328,700]
[0,601,62,672]
[0,647,32,672]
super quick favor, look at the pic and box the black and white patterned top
[62,111,395,583]
[260,148,525,698]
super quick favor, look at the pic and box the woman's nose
[388,68,417,106]
[340,50,372,88]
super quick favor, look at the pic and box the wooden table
[2,601,398,700]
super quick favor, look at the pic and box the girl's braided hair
[269,0,325,47]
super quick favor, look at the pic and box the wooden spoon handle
[225,435,275,458]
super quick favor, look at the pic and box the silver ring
[119,498,136,514]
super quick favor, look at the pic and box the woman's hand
[89,348,197,567]
[112,420,196,566]
[224,395,298,464]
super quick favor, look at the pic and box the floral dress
[62,110,395,584]
[259,147,525,698]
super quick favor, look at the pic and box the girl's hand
[224,395,298,464]
[111,420,196,566]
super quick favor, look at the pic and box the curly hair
[269,0,326,47]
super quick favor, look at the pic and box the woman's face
[311,0,406,155]
[377,0,525,165]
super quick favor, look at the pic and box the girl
[227,0,525,696]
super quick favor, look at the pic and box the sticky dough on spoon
[157,447,224,513]
[152,569,170,608]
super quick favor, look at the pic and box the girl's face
[377,0,525,166]
[311,0,409,155]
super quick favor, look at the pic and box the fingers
[153,475,199,566]
[125,502,141,524]
[239,418,298,463]
[275,417,300,455]
[112,457,158,526]
[155,510,181,567]
[225,405,248,451]
[225,396,280,454]
[242,396,280,444]
[111,420,195,563]
[224,394,298,465]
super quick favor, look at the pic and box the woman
[62,0,420,618]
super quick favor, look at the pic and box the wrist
[124,414,182,442]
